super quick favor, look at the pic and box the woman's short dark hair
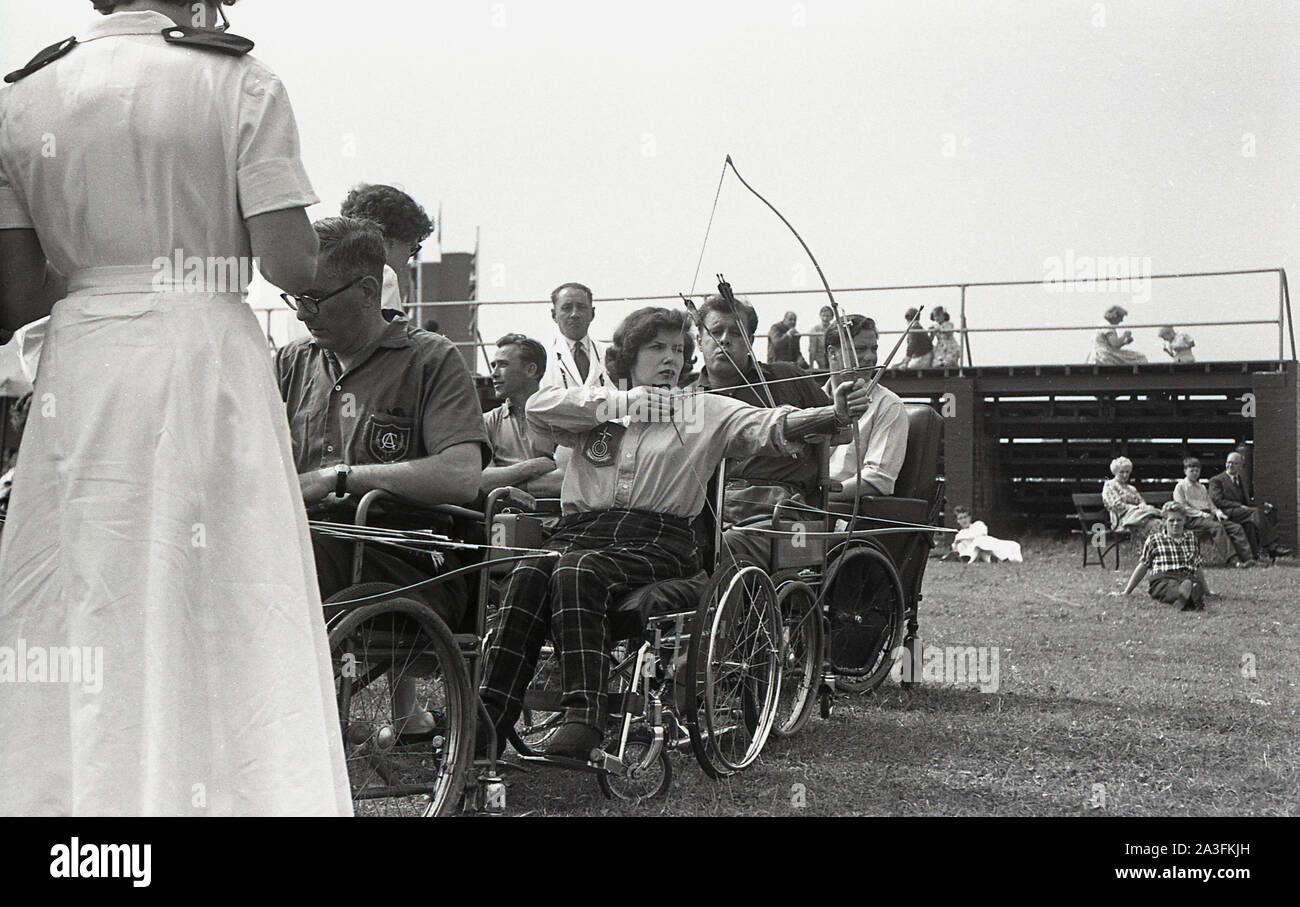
[339,184,434,245]
[696,294,758,337]
[495,333,547,379]
[1183,456,1201,468]
[952,504,970,516]
[94,0,238,13]
[823,314,877,356]
[313,217,386,283]
[930,306,948,322]
[605,307,696,385]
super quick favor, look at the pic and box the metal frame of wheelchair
[320,479,787,815]
[319,404,942,815]
[750,404,946,737]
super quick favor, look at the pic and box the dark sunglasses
[280,274,364,316]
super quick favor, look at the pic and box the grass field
[491,538,1299,816]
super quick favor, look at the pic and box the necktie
[572,341,591,382]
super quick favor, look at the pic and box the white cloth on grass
[953,520,1023,562]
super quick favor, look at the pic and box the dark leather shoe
[1270,546,1292,559]
[539,722,602,760]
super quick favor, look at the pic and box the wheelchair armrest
[827,495,932,527]
[486,486,537,519]
[353,488,486,527]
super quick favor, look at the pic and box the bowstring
[688,157,729,299]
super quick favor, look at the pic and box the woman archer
[478,306,862,758]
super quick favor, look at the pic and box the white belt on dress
[67,265,247,297]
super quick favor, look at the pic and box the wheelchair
[313,467,786,814]
[728,403,946,737]
[490,471,785,802]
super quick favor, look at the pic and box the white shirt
[381,265,403,311]
[826,383,909,495]
[0,11,316,276]
[539,332,609,389]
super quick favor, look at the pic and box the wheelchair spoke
[329,599,474,817]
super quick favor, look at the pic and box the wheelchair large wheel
[685,565,782,778]
[821,544,906,693]
[771,579,823,738]
[329,596,474,817]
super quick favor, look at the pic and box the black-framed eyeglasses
[280,275,364,316]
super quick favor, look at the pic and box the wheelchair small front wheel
[596,730,672,803]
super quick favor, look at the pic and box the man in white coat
[539,282,609,389]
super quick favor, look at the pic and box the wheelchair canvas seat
[608,570,710,639]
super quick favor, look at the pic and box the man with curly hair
[339,183,435,313]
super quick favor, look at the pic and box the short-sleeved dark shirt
[276,316,491,478]
[906,323,933,357]
[695,360,829,494]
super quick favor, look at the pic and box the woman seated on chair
[479,307,858,759]
[1102,456,1161,539]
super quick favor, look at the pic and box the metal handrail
[252,266,1294,365]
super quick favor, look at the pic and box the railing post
[1280,269,1285,366]
[960,285,972,368]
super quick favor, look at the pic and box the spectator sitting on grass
[948,505,1023,563]
[1113,501,1212,611]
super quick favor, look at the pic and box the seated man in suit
[1208,451,1291,562]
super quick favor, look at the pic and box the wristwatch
[334,463,352,498]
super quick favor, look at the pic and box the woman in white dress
[0,1,350,815]
[949,505,1023,563]
[1086,305,1148,365]
[929,306,962,368]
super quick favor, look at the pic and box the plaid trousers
[480,510,699,732]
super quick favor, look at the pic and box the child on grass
[1113,501,1211,611]
[948,505,1023,562]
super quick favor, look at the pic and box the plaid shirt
[1140,528,1201,574]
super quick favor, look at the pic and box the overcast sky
[2,0,1296,365]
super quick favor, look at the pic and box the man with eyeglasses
[539,282,609,389]
[276,218,490,736]
[339,183,433,316]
